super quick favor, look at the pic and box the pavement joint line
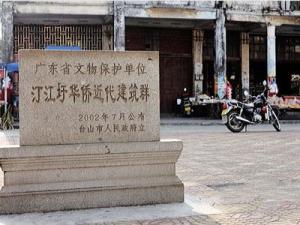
[1,123,300,224]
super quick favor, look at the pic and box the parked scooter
[221,80,281,132]
[182,88,192,116]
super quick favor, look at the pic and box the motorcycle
[181,88,192,116]
[221,80,281,133]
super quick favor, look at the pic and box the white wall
[0,0,3,63]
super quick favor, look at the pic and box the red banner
[0,69,4,79]
[269,96,300,109]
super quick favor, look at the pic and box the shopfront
[9,23,300,115]
[126,27,193,113]
[277,35,300,96]
[13,24,103,61]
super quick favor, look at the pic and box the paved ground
[1,121,300,224]
[161,123,300,225]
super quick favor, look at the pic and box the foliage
[0,105,14,130]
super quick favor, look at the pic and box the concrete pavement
[160,117,300,126]
[9,115,300,129]
[1,123,300,224]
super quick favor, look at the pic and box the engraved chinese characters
[19,50,159,145]
[35,62,147,76]
[31,82,149,104]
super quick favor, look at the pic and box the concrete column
[192,29,204,96]
[1,1,14,63]
[102,24,113,50]
[214,8,226,99]
[280,0,291,11]
[240,32,250,92]
[113,0,125,51]
[286,0,291,11]
[0,2,2,63]
[267,24,276,79]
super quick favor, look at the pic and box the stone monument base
[0,140,184,214]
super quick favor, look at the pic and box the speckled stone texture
[0,50,184,214]
[0,140,184,214]
[19,50,160,146]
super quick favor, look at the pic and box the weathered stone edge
[0,139,183,158]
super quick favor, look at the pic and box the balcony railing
[125,1,215,9]
[125,1,300,13]
[225,1,280,12]
[290,1,300,11]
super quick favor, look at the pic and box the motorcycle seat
[244,103,254,108]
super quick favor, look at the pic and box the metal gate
[13,25,102,55]
[126,27,192,113]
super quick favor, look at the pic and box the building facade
[1,0,300,113]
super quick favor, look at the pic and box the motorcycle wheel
[225,110,245,133]
[270,108,281,132]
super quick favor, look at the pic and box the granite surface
[19,50,160,145]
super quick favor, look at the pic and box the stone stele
[19,50,160,145]
[0,50,184,214]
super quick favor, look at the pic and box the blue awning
[0,63,5,69]
[6,63,19,73]
[45,45,81,51]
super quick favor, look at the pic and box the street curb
[160,122,224,126]
[279,120,300,125]
[160,120,300,126]
[11,120,300,129]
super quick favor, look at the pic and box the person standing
[12,71,19,119]
[225,80,233,99]
[269,77,278,97]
